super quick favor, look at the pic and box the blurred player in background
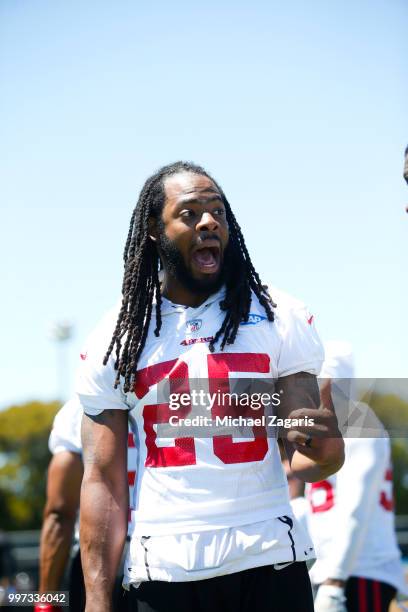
[305,342,407,612]
[36,399,137,612]
[36,399,83,612]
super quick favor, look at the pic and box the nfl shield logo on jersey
[186,319,202,332]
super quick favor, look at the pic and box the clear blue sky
[1,0,407,409]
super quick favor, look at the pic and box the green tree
[390,439,408,515]
[0,401,60,530]
[362,392,408,515]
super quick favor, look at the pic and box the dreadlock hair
[104,161,276,392]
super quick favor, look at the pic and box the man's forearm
[39,513,75,592]
[277,373,345,482]
[80,474,128,612]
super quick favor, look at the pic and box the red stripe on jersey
[128,432,135,448]
[372,580,381,612]
[128,508,132,523]
[358,578,367,612]
[128,471,136,486]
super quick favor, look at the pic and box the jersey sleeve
[273,291,324,377]
[48,398,82,455]
[317,436,388,581]
[75,306,130,416]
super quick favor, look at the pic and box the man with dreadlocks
[76,161,344,612]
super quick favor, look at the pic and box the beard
[157,231,232,296]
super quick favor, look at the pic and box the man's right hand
[314,584,347,612]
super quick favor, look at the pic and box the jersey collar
[160,286,226,316]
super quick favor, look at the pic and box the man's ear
[148,217,158,242]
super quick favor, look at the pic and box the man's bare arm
[277,372,344,482]
[39,451,83,592]
[80,409,128,612]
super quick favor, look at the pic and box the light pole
[48,321,74,402]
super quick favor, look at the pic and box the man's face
[155,172,230,294]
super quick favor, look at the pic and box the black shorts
[128,561,314,612]
[345,576,396,612]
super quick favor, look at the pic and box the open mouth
[191,242,221,274]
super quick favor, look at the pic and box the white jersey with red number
[305,408,406,594]
[49,398,138,535]
[76,285,324,583]
[49,398,82,455]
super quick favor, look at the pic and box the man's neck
[161,275,214,308]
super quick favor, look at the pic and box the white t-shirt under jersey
[76,285,324,585]
[305,408,406,594]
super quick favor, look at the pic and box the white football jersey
[76,285,324,582]
[49,398,82,455]
[305,410,406,593]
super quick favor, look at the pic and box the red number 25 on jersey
[134,353,270,468]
